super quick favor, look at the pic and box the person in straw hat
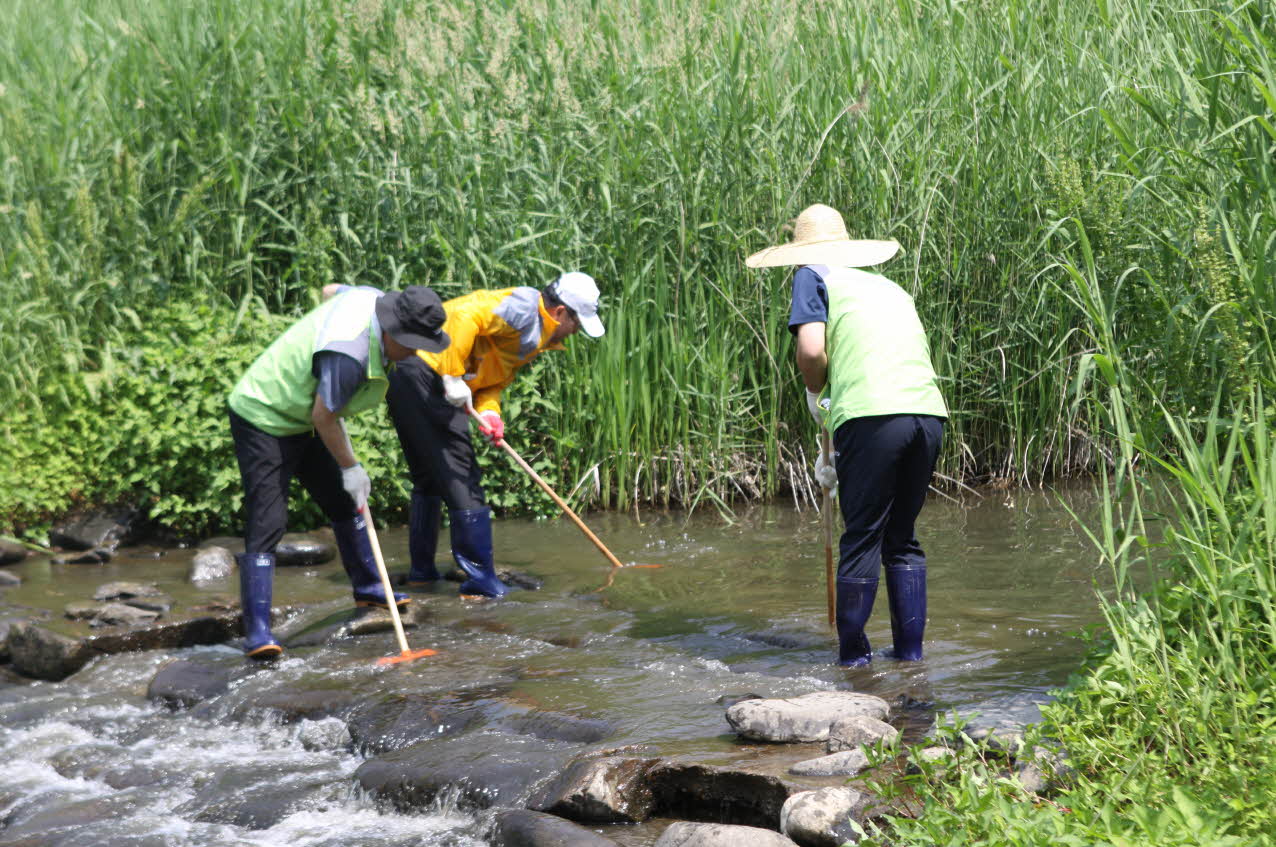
[747,204,947,667]
[384,273,605,599]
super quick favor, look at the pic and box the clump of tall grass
[1,0,1272,530]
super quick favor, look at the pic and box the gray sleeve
[312,351,366,413]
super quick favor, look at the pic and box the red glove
[477,411,505,444]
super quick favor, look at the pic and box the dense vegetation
[3,0,1268,535]
[2,0,1274,842]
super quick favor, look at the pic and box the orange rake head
[376,648,439,666]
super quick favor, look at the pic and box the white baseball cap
[552,272,604,338]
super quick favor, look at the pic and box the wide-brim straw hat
[745,204,900,269]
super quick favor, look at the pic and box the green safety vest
[823,266,947,433]
[228,287,388,436]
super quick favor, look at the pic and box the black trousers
[833,414,944,581]
[385,355,485,510]
[228,408,357,554]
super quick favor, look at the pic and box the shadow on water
[0,485,1109,845]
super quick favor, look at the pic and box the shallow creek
[0,486,1106,845]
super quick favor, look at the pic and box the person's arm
[311,396,357,468]
[794,322,828,392]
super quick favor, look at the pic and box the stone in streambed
[647,761,801,829]
[53,548,112,565]
[355,734,575,812]
[0,539,28,565]
[494,809,622,847]
[0,570,22,587]
[148,659,232,709]
[94,581,163,601]
[653,822,799,847]
[274,533,334,566]
[190,546,235,582]
[787,750,870,777]
[905,746,957,776]
[725,691,891,743]
[88,603,160,628]
[502,709,614,744]
[48,506,144,552]
[825,715,897,753]
[345,692,484,754]
[780,787,870,847]
[527,756,659,823]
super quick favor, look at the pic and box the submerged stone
[148,659,232,710]
[94,581,163,602]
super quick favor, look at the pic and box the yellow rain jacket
[417,287,564,416]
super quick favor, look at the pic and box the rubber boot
[406,492,443,585]
[835,577,879,667]
[450,507,508,598]
[885,564,927,661]
[236,552,283,659]
[332,513,410,610]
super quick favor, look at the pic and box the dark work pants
[228,408,357,554]
[384,355,486,510]
[834,414,944,581]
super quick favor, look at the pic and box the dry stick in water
[464,407,659,591]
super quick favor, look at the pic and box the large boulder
[648,761,800,829]
[780,787,870,847]
[725,691,890,743]
[653,822,799,847]
[49,506,145,552]
[527,756,659,823]
[4,622,95,680]
[494,810,621,847]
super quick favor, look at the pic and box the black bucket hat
[375,286,450,352]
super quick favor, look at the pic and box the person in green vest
[226,285,449,659]
[747,204,947,667]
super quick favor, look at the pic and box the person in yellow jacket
[386,272,605,597]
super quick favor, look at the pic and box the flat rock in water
[230,686,361,724]
[0,540,27,565]
[89,603,161,628]
[354,734,575,811]
[345,692,484,754]
[65,602,105,620]
[648,760,801,829]
[53,548,112,565]
[501,709,614,744]
[0,570,20,587]
[826,715,897,753]
[6,612,241,681]
[780,787,870,847]
[122,594,173,614]
[275,533,335,566]
[787,750,870,777]
[527,756,659,824]
[94,581,163,602]
[148,659,232,709]
[653,822,799,847]
[190,546,235,582]
[725,691,891,743]
[494,810,622,847]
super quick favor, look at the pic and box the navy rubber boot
[885,564,927,661]
[332,513,410,610]
[450,507,508,598]
[836,577,879,667]
[406,492,443,585]
[236,552,283,659]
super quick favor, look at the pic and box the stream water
[0,486,1107,846]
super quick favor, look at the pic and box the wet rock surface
[787,750,870,777]
[725,691,891,743]
[148,659,233,709]
[780,787,869,847]
[275,533,335,566]
[528,755,660,823]
[189,546,235,582]
[494,809,622,847]
[647,761,801,829]
[653,822,799,847]
[0,540,28,565]
[48,506,145,552]
[53,548,113,565]
[0,569,20,587]
[825,714,898,753]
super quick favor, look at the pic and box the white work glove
[341,462,371,510]
[442,374,473,409]
[805,388,828,426]
[814,448,838,491]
